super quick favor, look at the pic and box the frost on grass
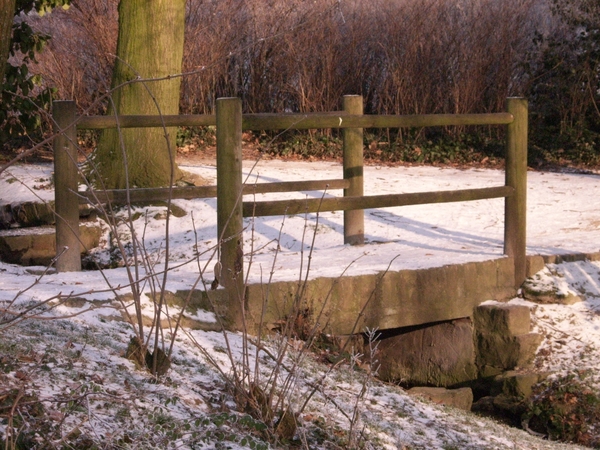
[0,307,590,449]
[0,319,271,449]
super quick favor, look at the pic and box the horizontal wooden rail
[76,112,514,131]
[241,178,349,194]
[77,114,217,129]
[78,178,349,204]
[242,185,514,217]
[242,112,514,130]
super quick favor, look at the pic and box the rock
[474,302,531,336]
[0,224,102,266]
[526,255,546,278]
[1,201,96,229]
[1,201,55,228]
[521,269,582,305]
[474,302,542,372]
[492,371,550,399]
[521,286,582,305]
[377,318,478,387]
[475,331,543,371]
[408,386,473,411]
[514,333,544,367]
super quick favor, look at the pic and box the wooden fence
[52,96,527,289]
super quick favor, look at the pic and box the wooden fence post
[53,101,81,272]
[504,97,528,287]
[216,98,244,324]
[343,95,364,245]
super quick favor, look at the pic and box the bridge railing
[52,96,527,289]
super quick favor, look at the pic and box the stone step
[1,201,96,229]
[474,301,543,377]
[0,224,102,266]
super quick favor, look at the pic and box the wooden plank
[241,178,349,195]
[76,111,514,131]
[77,114,216,129]
[242,112,514,130]
[78,179,349,204]
[243,186,514,218]
[79,185,218,204]
[77,111,513,130]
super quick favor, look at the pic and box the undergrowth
[362,132,504,166]
[178,126,508,167]
[529,127,600,169]
[524,370,600,447]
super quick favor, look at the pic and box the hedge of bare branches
[33,0,547,117]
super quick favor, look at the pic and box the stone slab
[233,257,518,335]
[377,318,478,387]
[526,255,546,277]
[473,302,531,337]
[476,332,542,372]
[0,224,102,266]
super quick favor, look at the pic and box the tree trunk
[92,0,185,189]
[0,0,16,83]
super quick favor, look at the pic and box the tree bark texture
[0,0,16,82]
[93,0,185,189]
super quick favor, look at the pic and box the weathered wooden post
[343,95,365,245]
[216,97,244,326]
[504,97,528,287]
[53,101,81,272]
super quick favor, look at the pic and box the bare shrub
[31,0,118,114]
[31,0,547,118]
[373,0,541,117]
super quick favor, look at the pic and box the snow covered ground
[5,160,600,280]
[2,160,600,448]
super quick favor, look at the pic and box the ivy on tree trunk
[93,0,185,189]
